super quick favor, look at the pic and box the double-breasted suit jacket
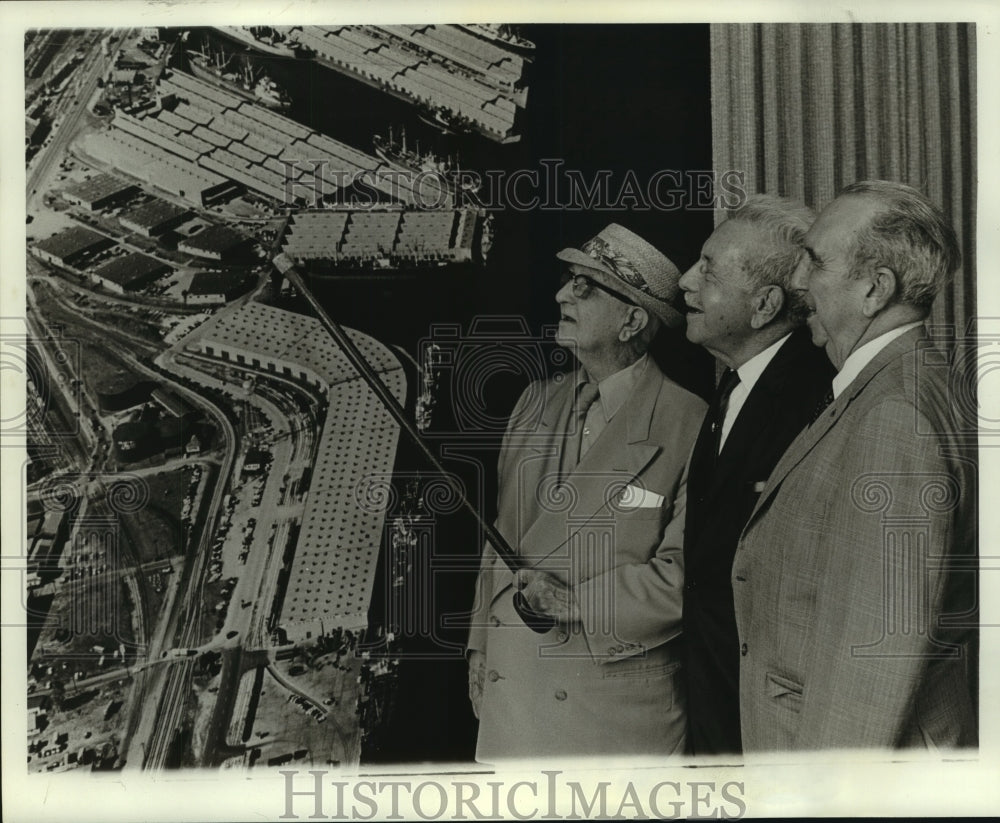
[733,327,977,750]
[468,357,706,761]
[682,328,835,754]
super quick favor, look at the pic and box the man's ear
[862,266,898,317]
[619,306,650,342]
[749,285,785,330]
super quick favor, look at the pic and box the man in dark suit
[677,194,835,755]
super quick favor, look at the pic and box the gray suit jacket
[733,327,977,751]
[469,357,706,761]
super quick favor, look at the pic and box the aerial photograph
[11,9,991,821]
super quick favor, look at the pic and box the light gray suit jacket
[468,357,706,761]
[733,327,977,751]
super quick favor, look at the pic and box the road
[124,377,236,770]
[27,32,125,212]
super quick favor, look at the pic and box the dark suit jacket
[682,327,835,755]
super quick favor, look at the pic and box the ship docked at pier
[456,24,536,56]
[214,25,312,60]
[372,127,481,200]
[183,40,291,111]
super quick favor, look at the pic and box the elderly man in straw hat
[467,224,707,761]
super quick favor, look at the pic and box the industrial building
[91,252,171,294]
[281,208,476,266]
[291,24,525,143]
[31,226,115,267]
[79,68,445,209]
[178,301,405,640]
[177,225,248,260]
[62,174,138,211]
[120,199,192,236]
[185,271,244,305]
[79,128,238,209]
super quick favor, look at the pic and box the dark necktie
[572,382,601,467]
[811,386,834,424]
[711,368,741,454]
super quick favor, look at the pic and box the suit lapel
[713,332,804,484]
[743,326,924,532]
[509,377,574,534]
[521,361,662,558]
[491,360,663,597]
[687,391,720,499]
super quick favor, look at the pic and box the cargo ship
[185,42,291,111]
[213,26,309,60]
[457,24,536,56]
[416,106,477,138]
[372,127,481,196]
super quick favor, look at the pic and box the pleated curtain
[710,23,977,336]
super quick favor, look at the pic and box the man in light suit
[677,195,835,755]
[467,224,706,762]
[734,180,977,750]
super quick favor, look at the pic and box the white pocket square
[618,484,664,508]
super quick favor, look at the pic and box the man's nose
[555,279,575,302]
[678,264,698,293]
[790,255,810,292]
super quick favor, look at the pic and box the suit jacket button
[607,647,617,656]
[556,631,568,643]
[487,669,501,682]
[554,689,567,701]
[616,644,625,652]
[740,643,748,657]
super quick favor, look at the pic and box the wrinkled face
[796,195,881,368]
[678,220,760,363]
[555,263,631,363]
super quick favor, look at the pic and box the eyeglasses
[559,272,637,306]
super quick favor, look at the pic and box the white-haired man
[677,194,835,755]
[733,181,977,750]
[467,224,706,761]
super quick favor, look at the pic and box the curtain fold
[710,23,976,335]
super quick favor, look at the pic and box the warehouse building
[62,174,138,211]
[31,226,115,267]
[178,225,248,260]
[185,271,247,305]
[281,208,475,266]
[91,252,171,294]
[120,199,191,237]
[78,130,238,208]
[177,302,405,640]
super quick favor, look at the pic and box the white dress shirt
[719,333,792,451]
[832,321,923,399]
